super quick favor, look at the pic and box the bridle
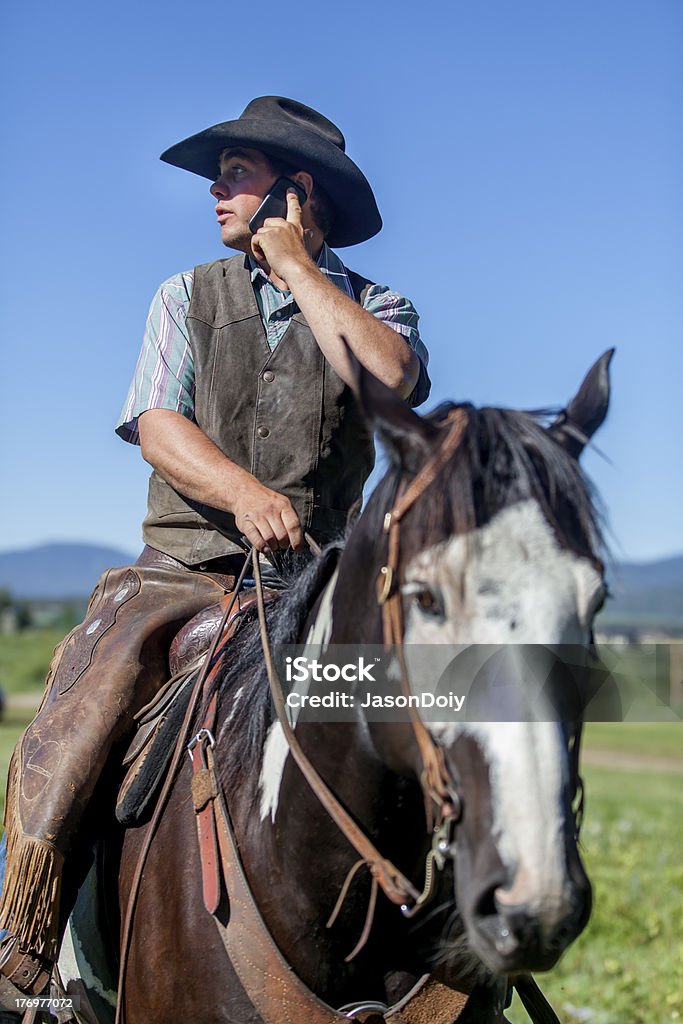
[257,403,589,935]
[376,408,470,827]
[376,405,587,845]
[253,408,471,931]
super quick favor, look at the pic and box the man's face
[210,148,278,252]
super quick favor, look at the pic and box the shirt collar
[248,243,354,298]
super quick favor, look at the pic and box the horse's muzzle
[464,858,592,974]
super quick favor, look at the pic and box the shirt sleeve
[115,271,196,445]
[361,284,431,407]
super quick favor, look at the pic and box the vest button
[257,426,270,439]
[262,370,275,383]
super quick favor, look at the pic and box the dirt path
[581,748,683,774]
[6,691,43,710]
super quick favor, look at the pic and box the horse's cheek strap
[380,525,453,814]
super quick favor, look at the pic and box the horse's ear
[549,349,614,458]
[342,337,439,468]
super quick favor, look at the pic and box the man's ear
[549,349,614,458]
[292,171,313,205]
[342,336,439,472]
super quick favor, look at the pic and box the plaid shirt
[117,245,430,444]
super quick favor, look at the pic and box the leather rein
[253,409,471,924]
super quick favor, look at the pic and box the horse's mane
[365,402,604,565]
[205,543,342,807]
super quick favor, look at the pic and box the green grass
[584,722,683,761]
[0,628,66,693]
[0,632,681,1021]
[0,707,35,820]
[507,763,683,1024]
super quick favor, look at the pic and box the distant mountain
[600,555,683,631]
[0,543,136,600]
[0,543,681,630]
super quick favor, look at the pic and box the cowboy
[0,96,430,1011]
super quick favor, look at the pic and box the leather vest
[142,255,376,565]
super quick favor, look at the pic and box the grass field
[509,757,683,1024]
[0,628,64,693]
[0,633,681,1023]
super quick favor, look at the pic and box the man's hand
[232,477,304,554]
[251,190,314,286]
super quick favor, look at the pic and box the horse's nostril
[473,884,499,922]
[496,904,541,951]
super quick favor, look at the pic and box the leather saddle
[116,587,280,826]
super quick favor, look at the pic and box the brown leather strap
[386,976,468,1024]
[115,554,254,1024]
[389,408,468,525]
[210,758,468,1024]
[188,588,281,914]
[0,944,50,997]
[189,692,221,914]
[252,550,421,908]
[374,410,470,815]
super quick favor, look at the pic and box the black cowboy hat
[160,96,382,248]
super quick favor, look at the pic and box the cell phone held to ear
[248,177,308,234]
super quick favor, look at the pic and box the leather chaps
[0,547,236,970]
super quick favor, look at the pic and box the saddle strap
[189,692,221,914]
[189,588,281,914]
[207,749,468,1024]
[385,977,468,1024]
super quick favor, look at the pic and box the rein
[250,409,472,924]
[251,549,422,911]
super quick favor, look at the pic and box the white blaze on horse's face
[402,498,604,931]
[402,499,604,649]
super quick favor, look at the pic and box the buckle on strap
[187,728,215,759]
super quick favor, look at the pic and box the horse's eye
[414,586,445,619]
[591,583,610,617]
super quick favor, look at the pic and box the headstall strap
[378,408,469,820]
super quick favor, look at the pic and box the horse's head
[351,351,613,976]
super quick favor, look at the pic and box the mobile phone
[248,177,308,234]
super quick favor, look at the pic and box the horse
[58,350,612,1024]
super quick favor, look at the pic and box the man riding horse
[0,96,430,1014]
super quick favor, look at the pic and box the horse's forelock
[369,402,603,566]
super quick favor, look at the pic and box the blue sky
[1,0,681,563]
